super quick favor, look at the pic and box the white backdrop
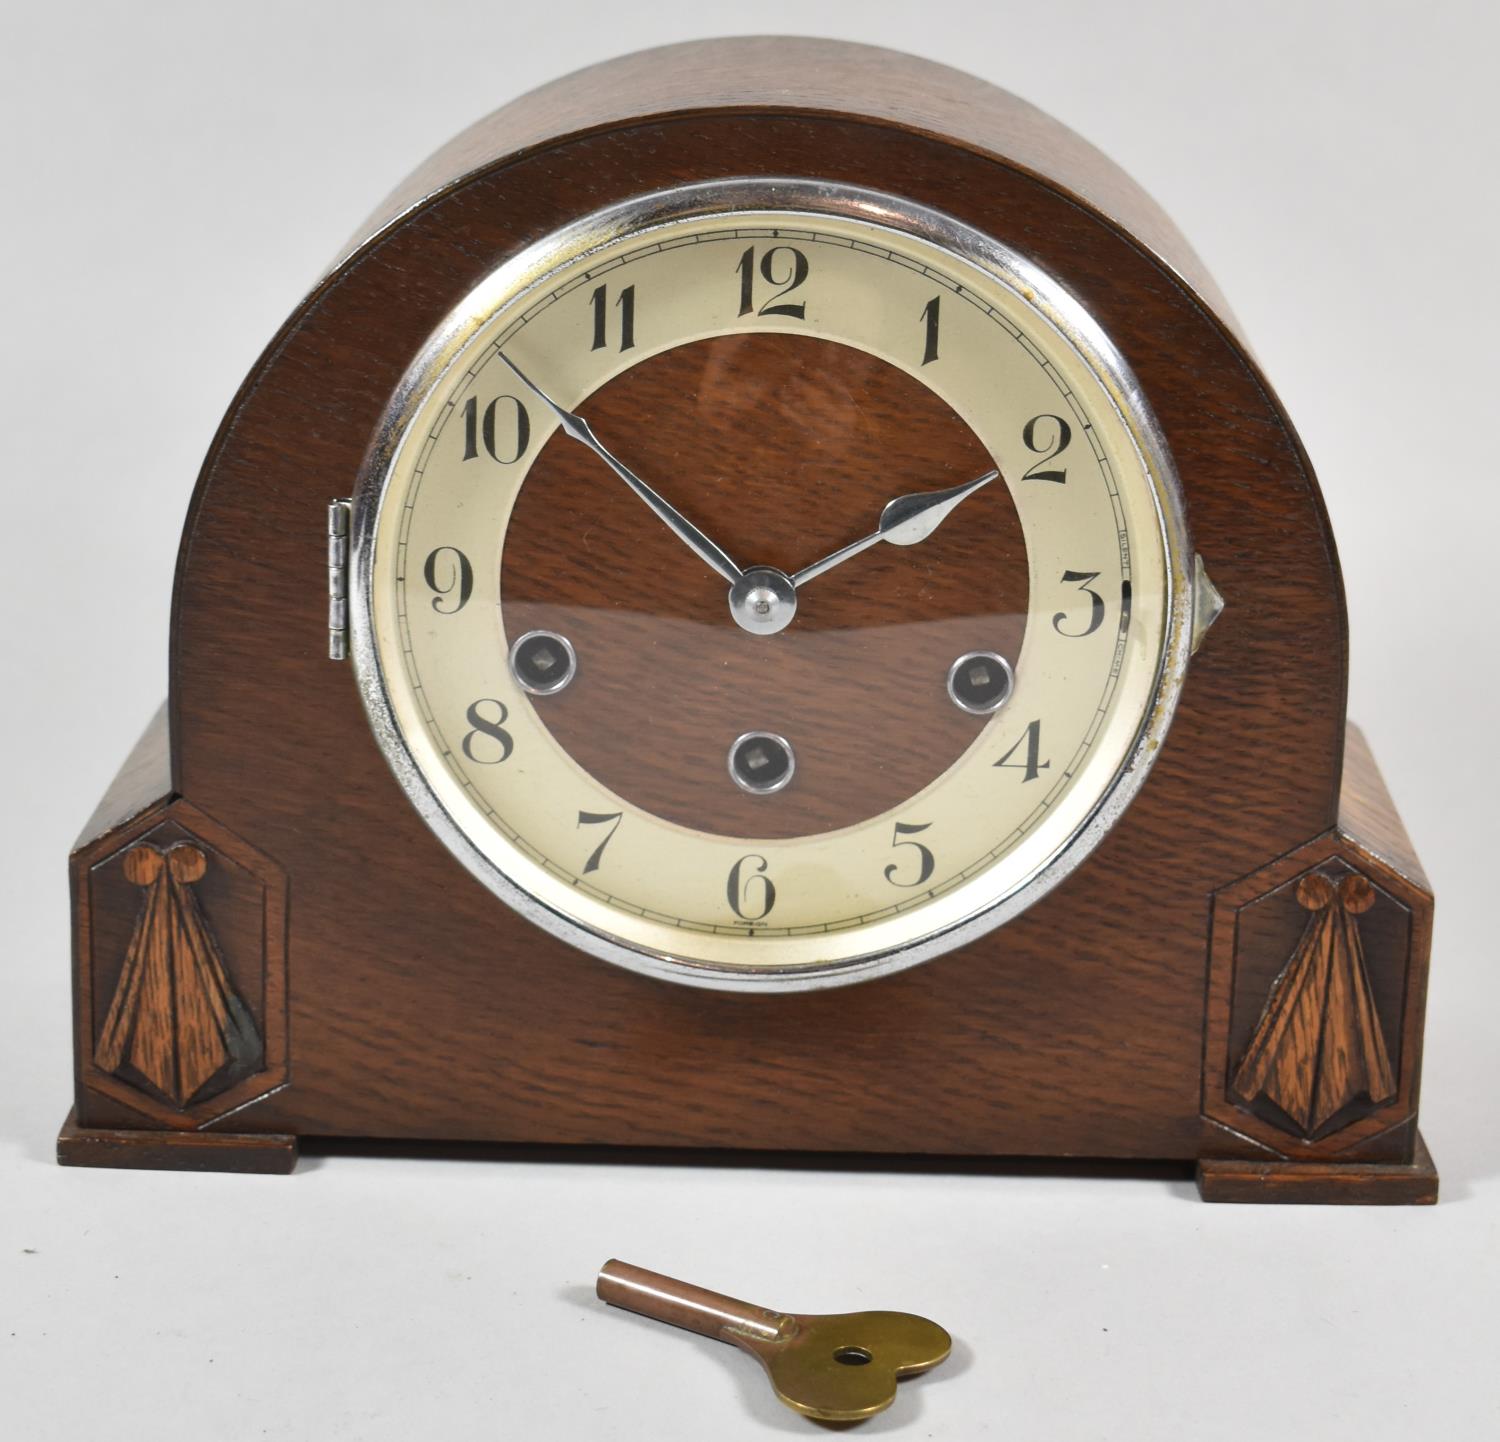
[2,3,1496,1438]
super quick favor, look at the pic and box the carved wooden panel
[95,842,263,1106]
[71,792,288,1131]
[1230,871,1397,1138]
[1202,731,1433,1164]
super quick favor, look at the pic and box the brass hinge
[327,499,351,660]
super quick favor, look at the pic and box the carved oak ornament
[59,38,1437,1200]
[66,792,289,1151]
[1231,872,1397,1139]
[96,843,262,1108]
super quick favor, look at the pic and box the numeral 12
[736,246,809,319]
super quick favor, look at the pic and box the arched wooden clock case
[60,38,1438,1202]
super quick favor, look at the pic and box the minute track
[391,219,1139,934]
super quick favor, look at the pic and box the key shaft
[597,1259,790,1342]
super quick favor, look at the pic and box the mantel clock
[61,39,1438,1203]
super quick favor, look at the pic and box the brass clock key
[595,1259,952,1423]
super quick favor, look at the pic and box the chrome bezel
[349,177,1195,993]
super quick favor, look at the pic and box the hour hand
[499,352,743,585]
[791,469,999,589]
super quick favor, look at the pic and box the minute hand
[791,469,1000,589]
[499,353,743,585]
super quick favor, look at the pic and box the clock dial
[358,183,1186,986]
[502,334,1027,840]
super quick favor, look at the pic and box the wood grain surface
[340,38,1242,342]
[505,333,1023,837]
[62,39,1432,1186]
[57,1109,297,1176]
[1197,1133,1438,1205]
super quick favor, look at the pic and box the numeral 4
[994,720,1049,782]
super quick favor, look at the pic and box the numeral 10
[462,395,530,463]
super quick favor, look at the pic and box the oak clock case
[61,38,1437,1204]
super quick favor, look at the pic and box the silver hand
[791,469,1000,589]
[499,353,743,585]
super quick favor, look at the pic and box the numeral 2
[1022,414,1072,483]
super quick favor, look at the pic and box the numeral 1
[920,296,941,365]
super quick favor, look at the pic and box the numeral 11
[591,283,636,352]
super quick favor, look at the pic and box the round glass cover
[352,179,1192,990]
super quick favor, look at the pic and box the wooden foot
[1196,1132,1437,1205]
[56,1109,298,1175]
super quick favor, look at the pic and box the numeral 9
[423,547,473,614]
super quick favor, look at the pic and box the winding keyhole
[833,1346,873,1366]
